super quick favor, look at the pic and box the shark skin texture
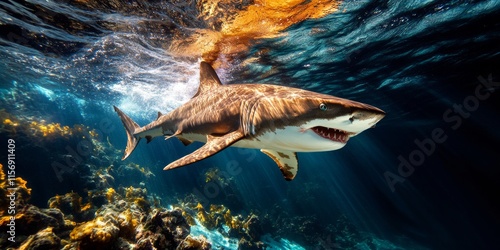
[114,62,385,181]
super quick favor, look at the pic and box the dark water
[1,0,499,249]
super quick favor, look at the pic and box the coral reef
[180,201,266,249]
[0,172,213,250]
[70,214,121,246]
[0,163,32,214]
[0,110,125,207]
[258,201,329,248]
[177,235,211,250]
[198,167,245,211]
[18,227,61,250]
[0,166,75,249]
[47,191,95,222]
[0,109,99,140]
[1,205,69,235]
[0,111,371,250]
[176,173,357,249]
[135,208,192,249]
[237,237,267,250]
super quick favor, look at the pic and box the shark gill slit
[248,99,260,136]
[241,98,259,137]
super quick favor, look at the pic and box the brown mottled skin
[114,62,385,180]
[145,83,383,139]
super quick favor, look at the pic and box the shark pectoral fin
[163,130,244,170]
[177,136,193,146]
[165,130,181,141]
[260,149,298,181]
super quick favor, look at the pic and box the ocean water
[0,0,499,249]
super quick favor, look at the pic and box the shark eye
[319,103,328,111]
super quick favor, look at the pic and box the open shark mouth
[311,126,349,144]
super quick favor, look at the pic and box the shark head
[298,96,385,149]
[247,87,385,152]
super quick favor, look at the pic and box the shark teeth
[310,126,349,144]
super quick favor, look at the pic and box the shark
[114,62,385,180]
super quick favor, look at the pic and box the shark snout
[350,107,385,122]
[347,106,385,135]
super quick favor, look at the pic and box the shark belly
[180,125,346,152]
[244,126,347,152]
[137,127,164,139]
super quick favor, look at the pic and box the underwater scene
[0,0,499,249]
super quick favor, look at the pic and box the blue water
[1,0,499,249]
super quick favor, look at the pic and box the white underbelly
[244,127,346,152]
[181,126,346,152]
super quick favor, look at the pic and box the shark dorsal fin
[193,62,222,98]
[157,112,163,120]
[260,149,298,181]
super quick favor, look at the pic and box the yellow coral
[0,110,96,139]
[205,168,220,183]
[133,197,150,211]
[0,216,12,225]
[70,216,119,243]
[48,194,61,209]
[47,192,84,214]
[80,202,92,212]
[196,203,210,226]
[127,163,154,178]
[183,211,196,226]
[194,203,239,230]
[64,219,77,227]
[0,163,5,186]
[19,227,57,250]
[224,209,234,228]
[67,192,82,213]
[15,177,31,194]
[209,204,226,214]
[37,122,70,137]
[106,188,116,202]
[196,203,204,211]
[124,186,135,199]
[223,208,242,230]
[89,129,98,138]
[3,118,18,126]
[0,164,32,212]
[117,209,138,238]
[179,235,211,249]
[0,213,24,226]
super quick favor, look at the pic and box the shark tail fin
[113,106,141,160]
